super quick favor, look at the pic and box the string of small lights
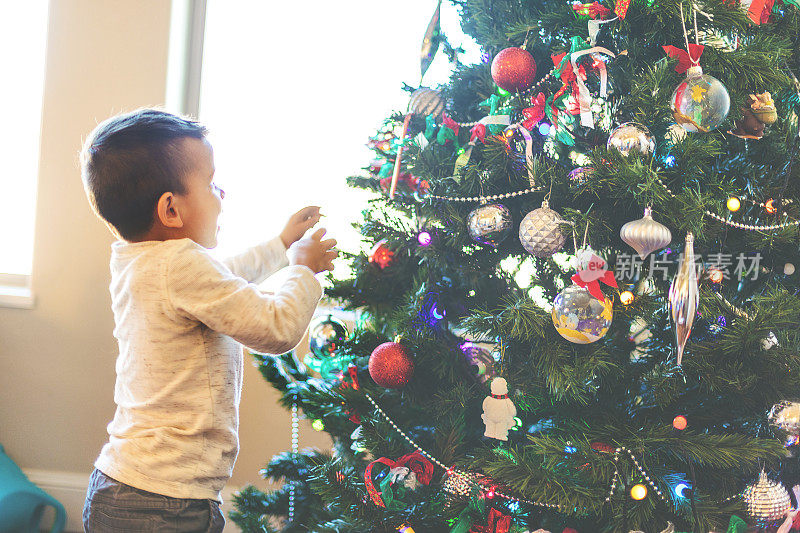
[654,175,800,231]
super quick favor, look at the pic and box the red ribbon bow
[615,0,631,19]
[470,508,512,533]
[522,92,547,130]
[662,44,705,73]
[442,113,460,136]
[571,269,617,301]
[364,451,434,507]
[737,0,775,24]
[572,1,613,18]
[470,123,487,143]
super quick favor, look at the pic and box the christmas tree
[231,0,800,531]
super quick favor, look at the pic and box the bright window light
[196,1,480,264]
[0,2,49,276]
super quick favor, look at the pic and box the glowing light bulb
[396,524,416,533]
[620,291,634,305]
[673,415,688,430]
[708,268,723,283]
[727,197,741,212]
[417,231,432,246]
[538,122,551,136]
[312,419,325,431]
[664,155,677,167]
[765,199,777,214]
[630,484,648,500]
[675,483,691,498]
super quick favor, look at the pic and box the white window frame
[0,2,50,309]
[0,273,35,309]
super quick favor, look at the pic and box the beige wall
[0,0,331,525]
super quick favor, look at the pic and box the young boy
[79,108,336,532]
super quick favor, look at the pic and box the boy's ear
[156,192,184,228]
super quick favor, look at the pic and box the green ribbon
[554,36,589,77]
[437,123,459,147]
[303,353,348,376]
[479,95,506,135]
[450,494,486,533]
[726,515,747,533]
[424,115,437,140]
[378,162,393,178]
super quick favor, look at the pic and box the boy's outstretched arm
[221,206,323,283]
[168,244,322,355]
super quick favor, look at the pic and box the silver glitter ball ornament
[620,207,672,259]
[769,401,800,435]
[743,471,791,525]
[308,315,348,358]
[607,122,656,157]
[409,88,445,118]
[519,199,567,258]
[467,203,512,248]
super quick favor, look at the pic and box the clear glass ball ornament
[607,122,656,157]
[551,285,613,344]
[671,66,730,132]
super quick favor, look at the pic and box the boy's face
[176,137,223,248]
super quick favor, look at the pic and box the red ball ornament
[368,342,414,389]
[491,47,537,93]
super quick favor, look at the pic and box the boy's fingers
[324,250,338,259]
[310,228,326,240]
[297,206,321,221]
[320,238,337,249]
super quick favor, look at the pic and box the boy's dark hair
[80,108,208,241]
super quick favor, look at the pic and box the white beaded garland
[361,392,734,511]
[288,402,299,524]
[655,176,800,231]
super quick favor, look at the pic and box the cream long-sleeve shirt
[94,237,322,502]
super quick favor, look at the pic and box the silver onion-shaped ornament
[467,203,512,248]
[769,400,800,435]
[519,199,567,258]
[743,471,791,525]
[607,122,656,157]
[409,87,445,118]
[620,207,672,259]
[668,233,699,366]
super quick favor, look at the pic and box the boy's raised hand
[287,228,337,274]
[280,206,322,249]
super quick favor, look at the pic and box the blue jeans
[82,469,225,532]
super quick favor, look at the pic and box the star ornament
[691,84,707,103]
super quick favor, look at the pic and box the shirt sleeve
[221,237,289,284]
[168,244,322,354]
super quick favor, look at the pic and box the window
[170,0,479,266]
[0,1,49,307]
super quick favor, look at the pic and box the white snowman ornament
[482,377,517,441]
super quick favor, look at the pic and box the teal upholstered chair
[0,444,66,533]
